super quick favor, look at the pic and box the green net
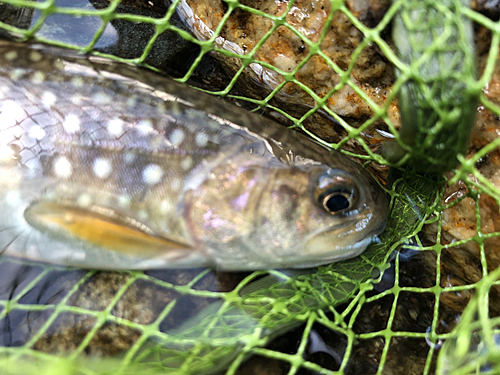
[436,265,500,374]
[0,0,499,374]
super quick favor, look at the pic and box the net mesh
[0,0,499,374]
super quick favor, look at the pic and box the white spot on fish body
[157,102,167,113]
[31,71,45,84]
[42,91,57,107]
[138,210,149,220]
[127,96,137,108]
[118,195,131,207]
[159,199,173,214]
[195,133,209,147]
[93,158,113,179]
[5,191,21,206]
[107,118,124,137]
[142,164,163,185]
[28,125,46,140]
[9,68,25,80]
[0,145,14,161]
[53,156,73,178]
[181,156,193,171]
[77,194,92,207]
[169,128,185,147]
[71,76,84,88]
[137,119,154,135]
[123,152,136,165]
[45,191,56,200]
[5,51,18,61]
[0,100,25,128]
[29,51,43,62]
[54,60,65,71]
[63,114,81,134]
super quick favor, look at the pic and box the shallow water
[0,256,252,356]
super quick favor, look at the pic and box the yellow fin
[24,201,193,256]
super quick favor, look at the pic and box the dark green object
[389,0,479,172]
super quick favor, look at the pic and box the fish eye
[314,170,358,215]
[321,189,352,213]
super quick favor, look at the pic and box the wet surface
[18,270,88,305]
[0,261,45,301]
[0,308,54,347]
[0,0,233,89]
[0,257,246,357]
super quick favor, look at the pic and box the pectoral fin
[23,201,193,256]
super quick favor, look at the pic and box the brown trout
[0,41,389,270]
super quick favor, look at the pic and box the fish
[0,40,389,271]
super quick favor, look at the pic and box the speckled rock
[176,0,395,147]
[0,263,248,357]
[174,0,499,158]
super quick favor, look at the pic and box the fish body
[0,41,388,270]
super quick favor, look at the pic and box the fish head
[292,162,389,267]
[183,152,389,270]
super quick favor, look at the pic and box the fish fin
[23,201,194,257]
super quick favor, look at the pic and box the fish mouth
[299,214,388,266]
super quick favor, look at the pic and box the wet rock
[90,0,200,77]
[173,0,500,167]
[0,1,35,39]
[176,0,395,147]
[0,0,231,86]
[471,0,500,19]
[0,261,246,357]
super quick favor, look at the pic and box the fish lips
[297,207,389,268]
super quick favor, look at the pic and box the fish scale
[0,40,389,271]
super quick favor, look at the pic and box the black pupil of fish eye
[323,192,350,213]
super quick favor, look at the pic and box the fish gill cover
[0,0,498,374]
